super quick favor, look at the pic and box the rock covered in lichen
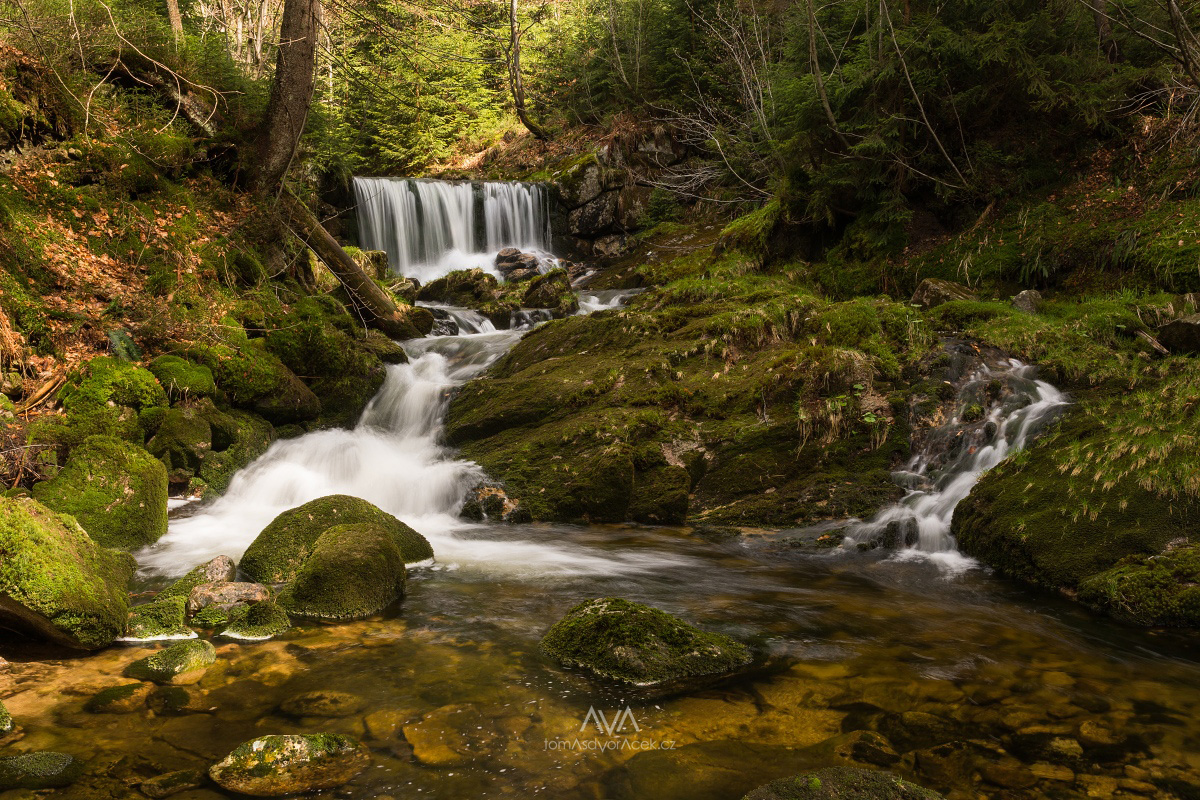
[123,639,216,684]
[219,601,291,640]
[208,734,369,796]
[541,597,752,691]
[123,595,193,641]
[741,767,945,800]
[240,494,432,584]
[84,682,152,713]
[276,523,407,620]
[0,496,135,649]
[186,581,270,615]
[31,435,168,549]
[157,555,237,601]
[0,699,12,733]
[0,752,84,790]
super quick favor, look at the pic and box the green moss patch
[32,435,168,549]
[123,596,192,640]
[277,523,408,620]
[123,639,217,684]
[0,752,84,790]
[219,601,291,640]
[241,494,432,584]
[541,597,752,688]
[1078,545,1200,627]
[0,496,135,649]
[148,355,217,401]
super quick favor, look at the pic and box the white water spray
[353,177,552,283]
[845,359,1067,573]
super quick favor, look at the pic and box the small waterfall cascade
[844,354,1068,571]
[353,177,552,283]
[141,292,650,580]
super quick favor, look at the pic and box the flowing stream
[12,185,1200,800]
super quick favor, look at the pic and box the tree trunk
[1088,0,1119,62]
[509,0,547,140]
[251,0,319,192]
[280,191,416,338]
[165,0,184,43]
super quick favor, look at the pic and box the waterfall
[353,177,552,283]
[844,358,1068,572]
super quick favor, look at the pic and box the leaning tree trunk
[251,0,407,336]
[509,0,547,140]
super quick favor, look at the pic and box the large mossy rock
[32,435,168,549]
[146,401,275,494]
[523,268,579,315]
[953,412,1200,625]
[262,296,389,427]
[417,268,499,307]
[0,752,85,790]
[219,600,291,640]
[209,734,369,796]
[276,523,408,620]
[184,335,320,425]
[147,354,216,401]
[124,595,192,640]
[1077,545,1200,626]
[0,497,135,649]
[40,356,168,448]
[742,767,944,800]
[124,640,216,684]
[541,598,752,690]
[240,494,432,584]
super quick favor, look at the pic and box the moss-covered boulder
[1077,545,1200,626]
[240,494,432,584]
[209,734,369,796]
[952,413,1200,626]
[0,752,85,790]
[361,330,409,364]
[417,268,499,307]
[0,496,136,649]
[147,405,214,486]
[541,598,752,690]
[741,767,944,800]
[277,523,408,620]
[0,699,12,733]
[219,600,290,640]
[262,296,389,427]
[157,555,237,601]
[123,640,216,684]
[123,595,192,640]
[31,435,168,549]
[147,355,216,401]
[45,356,168,447]
[184,336,320,425]
[523,269,579,316]
[196,408,276,495]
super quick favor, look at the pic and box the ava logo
[580,706,641,737]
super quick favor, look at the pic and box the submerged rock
[911,279,975,310]
[277,523,408,620]
[0,496,135,649]
[124,595,193,640]
[0,752,84,790]
[84,682,152,713]
[240,494,432,584]
[540,597,752,691]
[147,685,211,715]
[158,555,237,601]
[186,581,270,615]
[219,601,291,640]
[31,435,168,549]
[124,640,217,684]
[209,734,369,796]
[139,769,206,798]
[280,690,365,718]
[741,767,944,799]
